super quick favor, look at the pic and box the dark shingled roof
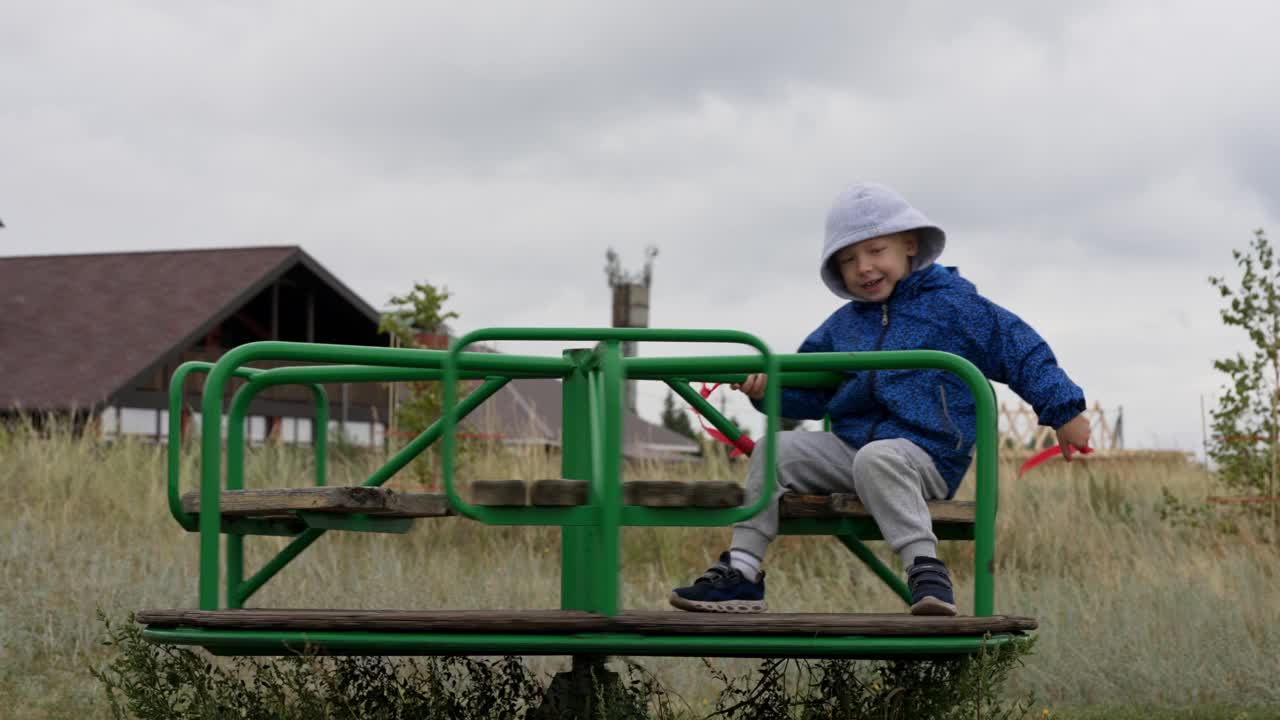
[0,245,700,457]
[0,246,375,412]
[472,379,701,458]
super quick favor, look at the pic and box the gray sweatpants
[730,432,949,567]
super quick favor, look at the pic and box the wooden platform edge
[136,608,1036,636]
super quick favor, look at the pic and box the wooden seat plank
[623,480,745,507]
[690,481,745,508]
[624,480,690,507]
[138,608,1035,636]
[531,479,588,506]
[181,487,453,518]
[180,485,973,526]
[489,479,748,508]
[470,480,527,506]
[781,494,974,525]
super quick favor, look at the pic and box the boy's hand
[1056,414,1091,460]
[732,373,767,400]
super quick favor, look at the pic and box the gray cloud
[3,1,1277,455]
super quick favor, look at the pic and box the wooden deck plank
[137,608,1034,636]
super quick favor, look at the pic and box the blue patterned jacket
[764,263,1085,498]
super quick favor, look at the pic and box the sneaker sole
[909,596,958,616]
[668,592,767,613]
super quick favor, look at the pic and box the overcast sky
[4,2,1277,457]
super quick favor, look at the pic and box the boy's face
[834,231,919,302]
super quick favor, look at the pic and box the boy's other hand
[1056,414,1091,460]
[732,373,767,400]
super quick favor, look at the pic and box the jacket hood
[820,182,946,301]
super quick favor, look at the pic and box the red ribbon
[691,384,1094,473]
[1017,445,1094,477]
[693,383,756,457]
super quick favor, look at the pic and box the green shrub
[94,613,1036,719]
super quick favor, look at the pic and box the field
[2,425,1278,718]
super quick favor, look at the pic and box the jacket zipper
[938,384,964,450]
[865,303,891,445]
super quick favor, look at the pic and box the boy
[670,182,1090,616]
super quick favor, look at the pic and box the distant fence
[999,401,1122,451]
[997,402,1194,466]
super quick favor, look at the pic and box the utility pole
[605,246,657,414]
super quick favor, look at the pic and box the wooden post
[306,289,315,343]
[388,334,398,449]
[271,283,280,340]
[340,384,349,441]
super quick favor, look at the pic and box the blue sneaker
[669,552,767,613]
[907,556,958,616]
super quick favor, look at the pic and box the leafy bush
[95,613,1036,719]
[700,636,1036,720]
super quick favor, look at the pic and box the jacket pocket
[937,384,964,450]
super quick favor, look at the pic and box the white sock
[900,541,938,568]
[729,549,762,582]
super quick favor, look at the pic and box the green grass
[2,424,1279,717]
[1049,707,1280,720]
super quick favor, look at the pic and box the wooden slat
[623,480,745,508]
[137,608,1036,636]
[623,480,689,507]
[780,494,975,524]
[611,610,1035,636]
[690,481,744,508]
[180,486,972,523]
[530,479,587,506]
[181,486,378,516]
[523,479,747,508]
[381,492,452,518]
[140,608,599,633]
[470,480,527,506]
[180,486,453,517]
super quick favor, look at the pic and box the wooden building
[0,246,698,458]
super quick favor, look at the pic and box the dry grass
[1,425,1278,718]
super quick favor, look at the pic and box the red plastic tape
[690,383,753,457]
[1017,445,1094,477]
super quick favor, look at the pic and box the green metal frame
[166,361,329,533]
[149,329,1009,658]
[145,626,1017,658]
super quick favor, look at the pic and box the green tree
[659,390,696,440]
[378,282,460,484]
[1208,229,1280,519]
